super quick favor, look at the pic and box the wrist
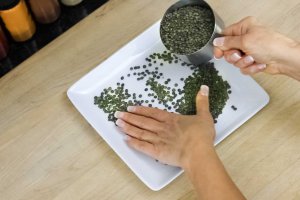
[181,144,247,200]
[276,39,300,80]
[180,143,216,171]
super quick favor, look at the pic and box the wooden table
[0,0,299,199]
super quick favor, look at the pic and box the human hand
[213,16,300,78]
[114,85,216,168]
[114,87,246,200]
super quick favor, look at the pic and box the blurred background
[0,0,108,77]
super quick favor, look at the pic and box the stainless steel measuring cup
[160,0,224,65]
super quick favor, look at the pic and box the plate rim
[66,20,270,191]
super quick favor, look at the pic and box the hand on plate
[114,85,216,168]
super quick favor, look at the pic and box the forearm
[182,145,246,200]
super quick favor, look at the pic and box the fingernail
[213,37,225,47]
[200,85,209,96]
[213,55,221,60]
[127,106,136,112]
[257,63,267,70]
[230,53,242,62]
[116,119,125,127]
[244,55,255,64]
[114,111,123,118]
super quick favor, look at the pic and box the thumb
[213,36,243,51]
[196,85,210,114]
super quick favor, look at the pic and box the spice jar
[60,0,83,6]
[0,0,36,42]
[0,25,9,60]
[28,0,61,24]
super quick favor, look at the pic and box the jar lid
[0,0,20,10]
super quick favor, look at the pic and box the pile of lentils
[160,6,215,54]
[94,50,231,123]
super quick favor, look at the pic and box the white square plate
[67,21,269,191]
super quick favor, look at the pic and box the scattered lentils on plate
[94,50,231,123]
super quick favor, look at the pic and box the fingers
[114,111,162,133]
[213,35,243,51]
[127,106,170,122]
[223,51,267,74]
[223,50,242,64]
[234,55,255,68]
[196,85,210,114]
[240,63,267,75]
[116,119,158,142]
[126,135,158,159]
[214,46,267,75]
[224,50,254,67]
[214,16,260,51]
[213,47,224,59]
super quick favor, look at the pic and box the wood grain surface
[0,0,299,199]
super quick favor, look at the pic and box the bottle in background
[29,0,61,24]
[0,25,9,60]
[0,0,36,42]
[60,0,83,6]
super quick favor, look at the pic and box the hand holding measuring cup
[213,16,300,80]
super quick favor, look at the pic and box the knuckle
[170,115,180,125]
[147,109,156,117]
[234,61,242,69]
[153,108,163,117]
[139,106,148,114]
[224,36,233,44]
[245,16,257,24]
[240,69,249,75]
[139,129,147,140]
[156,124,166,133]
[164,124,173,132]
[224,54,233,63]
[249,68,258,75]
[240,36,249,49]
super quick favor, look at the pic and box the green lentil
[94,50,230,123]
[175,62,230,119]
[231,105,237,111]
[160,6,214,54]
